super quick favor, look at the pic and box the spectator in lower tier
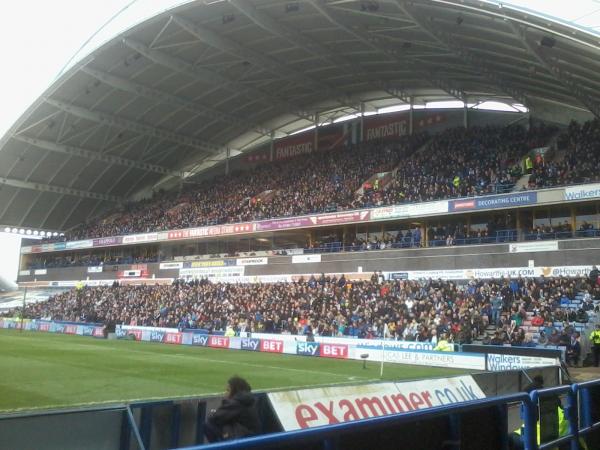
[205,376,260,442]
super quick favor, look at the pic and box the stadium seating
[8,275,599,363]
[41,123,563,243]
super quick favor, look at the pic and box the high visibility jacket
[453,176,460,188]
[434,339,453,352]
[514,407,588,450]
[525,156,533,170]
[590,330,600,345]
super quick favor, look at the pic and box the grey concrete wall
[18,237,600,283]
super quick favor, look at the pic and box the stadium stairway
[511,173,530,192]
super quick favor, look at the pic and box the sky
[0,0,597,284]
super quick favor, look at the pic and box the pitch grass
[0,329,474,412]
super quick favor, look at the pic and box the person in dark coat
[589,265,599,286]
[205,376,261,442]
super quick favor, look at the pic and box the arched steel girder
[12,135,181,177]
[122,38,315,122]
[171,14,357,111]
[0,176,121,202]
[80,66,276,137]
[309,0,468,102]
[44,97,223,155]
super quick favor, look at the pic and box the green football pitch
[0,329,473,412]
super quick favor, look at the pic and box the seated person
[205,376,260,442]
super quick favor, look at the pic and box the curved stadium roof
[2,0,600,232]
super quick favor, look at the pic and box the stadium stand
[9,275,599,362]
[38,123,561,243]
[5,0,600,448]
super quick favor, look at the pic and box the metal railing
[170,381,600,450]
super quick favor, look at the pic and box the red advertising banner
[319,343,348,359]
[274,131,315,161]
[167,223,254,241]
[164,332,183,345]
[317,124,346,151]
[129,329,143,341]
[363,112,445,142]
[93,327,105,338]
[260,339,284,353]
[209,336,230,348]
[246,151,270,163]
[64,325,78,335]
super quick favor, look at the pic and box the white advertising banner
[236,257,268,266]
[18,270,30,276]
[65,240,93,250]
[486,354,559,371]
[292,254,322,264]
[179,266,245,279]
[564,183,600,201]
[122,233,158,244]
[386,265,594,281]
[408,200,449,216]
[268,376,485,431]
[159,262,184,270]
[371,205,410,220]
[509,241,559,253]
[34,269,47,275]
[87,266,103,273]
[351,347,486,371]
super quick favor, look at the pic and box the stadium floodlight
[3,227,9,233]
[26,230,32,235]
[11,228,17,233]
[53,232,58,237]
[19,229,25,234]
[40,231,45,236]
[59,233,65,236]
[33,230,39,236]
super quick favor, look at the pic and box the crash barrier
[0,317,105,337]
[1,373,594,450]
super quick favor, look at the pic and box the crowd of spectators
[527,119,600,189]
[11,275,599,354]
[55,133,427,242]
[358,123,557,208]
[44,121,561,243]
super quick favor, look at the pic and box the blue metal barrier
[574,379,600,449]
[529,385,578,450]
[173,393,536,450]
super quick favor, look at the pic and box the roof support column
[359,102,365,143]
[314,112,320,153]
[269,132,275,162]
[225,147,230,175]
[463,102,469,129]
[409,97,414,136]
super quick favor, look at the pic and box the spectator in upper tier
[41,122,560,243]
